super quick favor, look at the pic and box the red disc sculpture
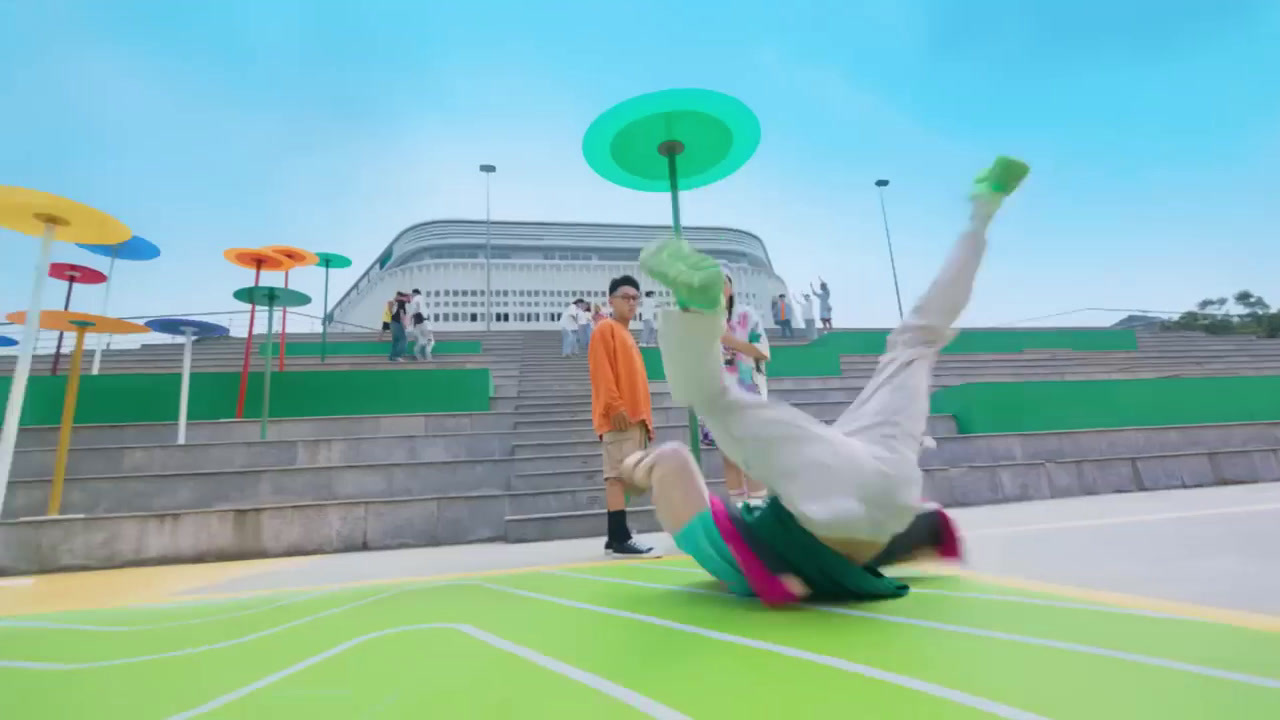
[47,262,108,376]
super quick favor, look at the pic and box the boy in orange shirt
[588,275,661,558]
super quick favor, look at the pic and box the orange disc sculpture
[5,311,148,515]
[223,248,294,418]
[261,245,318,372]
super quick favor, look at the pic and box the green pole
[321,263,330,363]
[261,295,275,441]
[663,144,702,466]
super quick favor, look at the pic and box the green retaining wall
[639,328,1138,380]
[259,340,481,357]
[0,368,492,427]
[639,345,840,381]
[931,375,1280,434]
[811,328,1137,355]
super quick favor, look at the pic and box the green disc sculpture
[313,252,353,363]
[584,88,761,464]
[232,285,311,440]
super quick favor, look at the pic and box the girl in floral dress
[699,272,771,506]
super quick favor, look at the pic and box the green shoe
[639,235,725,311]
[973,156,1030,196]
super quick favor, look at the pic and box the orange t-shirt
[588,318,653,438]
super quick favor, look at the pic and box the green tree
[1167,290,1279,338]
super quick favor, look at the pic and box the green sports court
[3,553,1277,719]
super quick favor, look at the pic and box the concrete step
[12,420,1275,522]
[10,424,701,482]
[503,445,1280,543]
[8,442,1276,574]
[15,411,534,450]
[0,361,517,376]
[508,414,958,435]
[2,448,731,520]
[923,420,1280,467]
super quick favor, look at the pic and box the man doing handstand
[621,156,1029,604]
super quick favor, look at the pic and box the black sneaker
[605,538,662,559]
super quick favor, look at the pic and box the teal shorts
[673,509,752,596]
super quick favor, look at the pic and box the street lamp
[479,164,496,330]
[874,178,904,320]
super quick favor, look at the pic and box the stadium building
[329,219,789,331]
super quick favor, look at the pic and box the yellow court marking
[911,561,1280,633]
[6,552,1277,634]
[159,557,653,603]
[0,556,308,617]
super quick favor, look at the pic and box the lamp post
[875,178,904,320]
[480,164,496,331]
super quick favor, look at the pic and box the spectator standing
[699,272,771,506]
[575,298,592,352]
[387,291,409,362]
[812,279,833,331]
[560,299,581,357]
[408,289,432,361]
[379,300,393,341]
[588,275,660,558]
[639,290,658,346]
[775,293,795,338]
[801,292,817,339]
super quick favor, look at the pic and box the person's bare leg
[745,473,769,502]
[623,442,708,535]
[724,456,748,504]
[605,479,629,514]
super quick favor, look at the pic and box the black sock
[607,509,631,546]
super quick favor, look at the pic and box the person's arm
[588,324,629,431]
[721,331,767,361]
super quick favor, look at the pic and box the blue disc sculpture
[79,235,161,375]
[144,318,231,445]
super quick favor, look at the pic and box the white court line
[166,623,687,720]
[481,582,1047,720]
[0,577,35,587]
[630,564,1203,623]
[0,587,412,669]
[965,502,1280,536]
[549,571,1280,689]
[0,590,335,632]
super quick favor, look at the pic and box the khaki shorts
[601,423,649,480]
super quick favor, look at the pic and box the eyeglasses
[611,293,641,302]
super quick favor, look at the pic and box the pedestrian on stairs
[588,275,661,558]
[387,292,409,362]
[640,291,658,346]
[560,299,582,356]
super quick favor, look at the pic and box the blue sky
[2,0,1277,330]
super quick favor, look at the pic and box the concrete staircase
[2,327,1280,574]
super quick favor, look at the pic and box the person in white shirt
[639,291,658,346]
[800,291,817,340]
[576,299,593,351]
[560,300,582,357]
[409,289,433,361]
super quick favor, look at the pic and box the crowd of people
[379,289,434,362]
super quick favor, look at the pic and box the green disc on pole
[584,89,760,466]
[583,88,761,192]
[312,252,350,364]
[314,252,352,270]
[232,285,312,309]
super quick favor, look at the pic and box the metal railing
[0,310,379,357]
